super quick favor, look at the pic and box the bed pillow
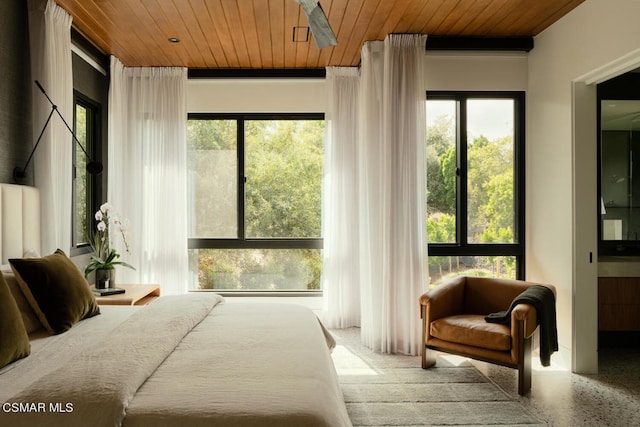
[3,272,42,334]
[0,271,30,368]
[10,249,100,334]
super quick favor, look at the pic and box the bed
[0,183,351,427]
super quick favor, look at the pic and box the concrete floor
[473,345,640,426]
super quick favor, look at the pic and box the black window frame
[426,91,526,279]
[187,112,324,252]
[70,91,102,255]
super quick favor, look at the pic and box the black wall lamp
[14,80,103,182]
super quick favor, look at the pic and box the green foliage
[187,120,239,238]
[427,110,516,282]
[84,250,134,277]
[428,128,515,245]
[467,134,514,244]
[84,230,135,278]
[189,108,518,289]
[187,119,236,150]
[427,213,455,243]
[192,249,321,290]
[440,147,457,213]
[74,105,88,245]
[426,114,456,216]
[245,120,323,238]
[188,119,324,290]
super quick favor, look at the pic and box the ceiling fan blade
[294,0,338,49]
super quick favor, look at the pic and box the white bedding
[126,301,347,427]
[0,295,351,427]
[0,305,141,402]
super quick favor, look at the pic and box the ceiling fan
[294,0,338,49]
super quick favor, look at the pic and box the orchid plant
[83,202,135,278]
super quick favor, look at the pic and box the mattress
[0,295,350,427]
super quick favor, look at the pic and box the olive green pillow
[10,249,100,334]
[3,271,42,334]
[0,271,30,368]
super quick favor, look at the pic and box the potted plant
[84,202,135,288]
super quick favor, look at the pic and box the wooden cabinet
[598,277,640,331]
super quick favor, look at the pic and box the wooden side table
[93,284,160,306]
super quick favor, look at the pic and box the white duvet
[0,294,351,427]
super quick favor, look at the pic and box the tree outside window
[426,93,524,285]
[187,115,324,291]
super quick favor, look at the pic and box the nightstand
[93,284,160,306]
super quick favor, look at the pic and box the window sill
[190,290,324,311]
[189,290,322,298]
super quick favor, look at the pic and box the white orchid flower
[84,202,135,280]
[100,202,113,214]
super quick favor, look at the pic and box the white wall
[187,53,528,113]
[425,52,527,91]
[528,0,640,372]
[187,78,326,113]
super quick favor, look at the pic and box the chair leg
[420,305,436,369]
[518,335,532,395]
[422,346,436,369]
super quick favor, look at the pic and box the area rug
[330,328,545,426]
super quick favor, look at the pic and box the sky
[427,99,514,141]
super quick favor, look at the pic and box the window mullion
[458,97,468,246]
[515,94,526,278]
[238,118,246,241]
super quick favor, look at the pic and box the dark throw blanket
[485,285,558,366]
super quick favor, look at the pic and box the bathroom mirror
[600,99,640,251]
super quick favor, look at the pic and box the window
[71,92,101,252]
[426,92,525,285]
[187,114,324,292]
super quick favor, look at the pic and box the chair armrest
[419,277,465,321]
[511,303,538,338]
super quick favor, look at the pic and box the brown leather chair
[419,276,556,395]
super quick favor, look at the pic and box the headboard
[0,184,40,264]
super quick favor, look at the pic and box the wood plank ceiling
[55,0,585,69]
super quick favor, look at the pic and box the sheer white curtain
[28,0,73,254]
[323,34,428,355]
[361,34,428,355]
[108,57,188,295]
[322,67,361,328]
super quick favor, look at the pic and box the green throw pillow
[0,271,30,368]
[10,249,100,334]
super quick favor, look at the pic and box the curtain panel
[108,57,188,295]
[28,0,73,254]
[323,34,428,355]
[322,67,361,328]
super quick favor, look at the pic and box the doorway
[597,72,640,353]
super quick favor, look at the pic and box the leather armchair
[419,276,556,395]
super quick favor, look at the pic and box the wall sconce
[14,80,103,182]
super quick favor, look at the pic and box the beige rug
[330,328,545,426]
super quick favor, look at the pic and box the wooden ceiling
[55,0,585,69]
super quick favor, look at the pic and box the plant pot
[95,268,116,289]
